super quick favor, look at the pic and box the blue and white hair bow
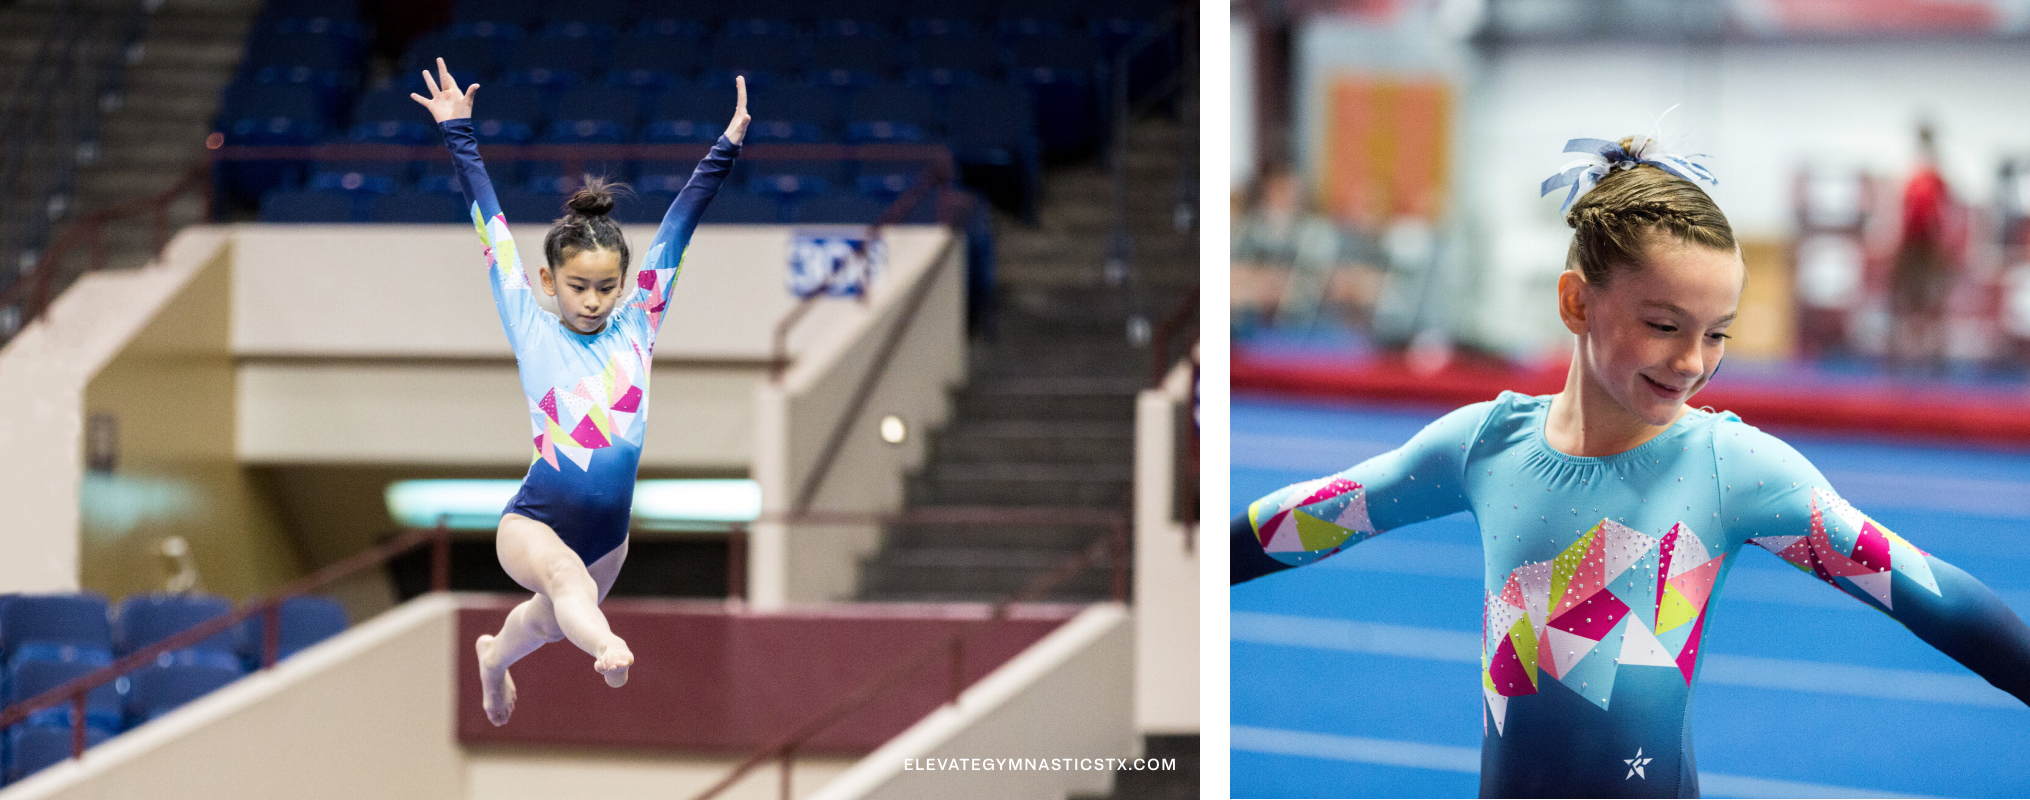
[1539,135,1717,212]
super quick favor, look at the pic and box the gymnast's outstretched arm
[631,76,748,339]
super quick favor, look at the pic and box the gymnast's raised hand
[410,57,477,123]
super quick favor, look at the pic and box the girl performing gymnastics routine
[1232,135,2030,797]
[411,58,749,725]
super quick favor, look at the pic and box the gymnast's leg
[475,513,632,725]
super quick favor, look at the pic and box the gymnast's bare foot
[477,634,516,726]
[595,639,633,688]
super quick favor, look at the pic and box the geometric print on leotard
[1246,475,1380,567]
[1483,519,1724,734]
[1747,487,1941,610]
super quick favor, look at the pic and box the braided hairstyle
[542,176,632,274]
[1565,137,1735,288]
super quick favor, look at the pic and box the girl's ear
[538,264,558,297]
[1556,269,1591,335]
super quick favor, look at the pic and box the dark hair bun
[566,177,618,217]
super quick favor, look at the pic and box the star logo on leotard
[1624,747,1651,780]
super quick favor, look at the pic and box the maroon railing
[0,524,452,763]
[0,164,209,342]
[699,506,1129,800]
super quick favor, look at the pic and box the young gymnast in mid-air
[411,58,749,725]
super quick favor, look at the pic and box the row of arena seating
[0,593,347,786]
[213,0,1180,219]
[266,0,1172,34]
[258,182,954,225]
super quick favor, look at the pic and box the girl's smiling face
[1560,233,1743,427]
[541,248,625,334]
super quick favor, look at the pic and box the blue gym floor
[1231,394,2030,799]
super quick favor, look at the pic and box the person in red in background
[1889,121,1955,375]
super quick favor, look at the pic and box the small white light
[879,415,907,444]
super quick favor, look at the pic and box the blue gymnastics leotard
[439,117,738,565]
[1234,391,2030,798]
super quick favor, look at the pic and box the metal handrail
[0,163,208,342]
[0,524,452,764]
[695,507,1128,800]
[0,0,155,317]
[767,156,954,382]
[1150,292,1199,387]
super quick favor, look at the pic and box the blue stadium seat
[234,596,348,664]
[5,723,111,784]
[629,17,712,42]
[469,84,546,144]
[644,84,729,143]
[348,89,436,145]
[495,190,569,225]
[613,190,676,225]
[242,32,353,73]
[908,35,1003,78]
[903,16,979,39]
[265,0,359,20]
[1,595,111,669]
[124,655,243,726]
[947,83,1041,219]
[749,173,830,204]
[701,190,786,224]
[820,0,902,24]
[790,192,888,224]
[538,20,621,42]
[451,0,544,30]
[115,594,238,661]
[814,16,891,39]
[702,37,801,88]
[754,83,842,141]
[217,82,328,134]
[1009,37,1102,155]
[368,191,467,223]
[609,36,707,88]
[402,33,503,83]
[447,20,529,47]
[259,189,360,222]
[500,35,611,90]
[844,85,939,143]
[547,85,641,144]
[753,158,847,185]
[854,160,933,199]
[542,4,633,31]
[717,15,800,40]
[309,160,405,196]
[6,657,122,732]
[807,36,892,88]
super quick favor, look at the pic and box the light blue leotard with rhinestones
[439,117,739,565]
[1237,391,2030,798]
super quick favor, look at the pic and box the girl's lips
[1642,373,1683,398]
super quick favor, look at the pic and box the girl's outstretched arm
[414,57,544,348]
[632,76,749,339]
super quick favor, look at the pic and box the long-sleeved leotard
[1236,391,2030,798]
[440,117,739,565]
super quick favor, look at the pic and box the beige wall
[236,362,760,469]
[80,237,303,601]
[809,605,1137,800]
[749,232,966,606]
[228,224,946,363]
[1135,361,1201,735]
[466,748,856,800]
[0,228,235,594]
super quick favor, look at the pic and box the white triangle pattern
[1602,521,1657,585]
[1546,626,1598,679]
[1516,561,1554,640]
[1485,687,1509,737]
[1665,523,1711,579]
[1618,617,1677,668]
[1845,570,1894,609]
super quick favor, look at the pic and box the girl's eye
[1648,322,1729,341]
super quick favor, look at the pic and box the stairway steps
[881,522,1111,551]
